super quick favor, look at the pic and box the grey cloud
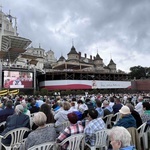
[2,0,150,72]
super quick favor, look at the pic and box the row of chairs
[1,113,149,150]
[0,127,109,150]
[0,123,149,150]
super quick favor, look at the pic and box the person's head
[109,97,114,102]
[40,103,51,115]
[115,98,121,104]
[82,110,89,119]
[71,102,75,107]
[126,103,134,112]
[138,95,143,102]
[72,98,76,102]
[6,100,13,108]
[142,102,150,111]
[103,100,109,107]
[30,99,36,106]
[88,109,98,120]
[67,112,78,124]
[63,101,71,110]
[119,106,131,117]
[21,101,27,109]
[15,104,24,115]
[96,100,102,108]
[77,100,83,104]
[108,126,131,149]
[33,112,47,127]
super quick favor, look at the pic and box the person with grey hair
[20,112,56,150]
[0,104,30,145]
[108,126,136,150]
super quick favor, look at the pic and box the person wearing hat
[114,106,136,128]
[57,112,84,150]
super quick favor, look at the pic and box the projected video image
[3,71,33,88]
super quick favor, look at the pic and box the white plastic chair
[55,121,70,131]
[0,121,6,132]
[0,121,6,127]
[0,127,29,150]
[137,122,148,150]
[60,121,70,131]
[85,129,108,150]
[103,114,113,128]
[111,112,121,125]
[57,133,85,150]
[28,141,56,150]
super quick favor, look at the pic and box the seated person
[54,102,71,133]
[57,112,84,150]
[32,103,55,130]
[102,100,114,117]
[108,126,136,150]
[1,105,30,145]
[112,98,123,114]
[0,100,14,123]
[20,112,57,150]
[141,102,150,123]
[29,100,39,114]
[95,100,103,117]
[84,109,105,146]
[126,103,142,128]
[77,100,88,113]
[115,106,136,128]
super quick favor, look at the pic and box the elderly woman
[20,112,56,150]
[1,104,30,145]
[108,126,136,150]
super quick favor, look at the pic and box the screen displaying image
[3,71,33,88]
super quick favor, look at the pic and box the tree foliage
[129,65,150,79]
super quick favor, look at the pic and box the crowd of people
[0,92,150,150]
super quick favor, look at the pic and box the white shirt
[135,102,143,116]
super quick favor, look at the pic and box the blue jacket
[1,113,30,135]
[0,108,14,123]
[120,146,136,150]
[115,114,136,128]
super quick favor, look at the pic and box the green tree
[129,66,147,79]
[40,88,48,96]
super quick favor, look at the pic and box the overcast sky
[1,0,150,73]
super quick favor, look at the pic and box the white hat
[119,106,131,114]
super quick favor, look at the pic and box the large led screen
[3,71,33,88]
